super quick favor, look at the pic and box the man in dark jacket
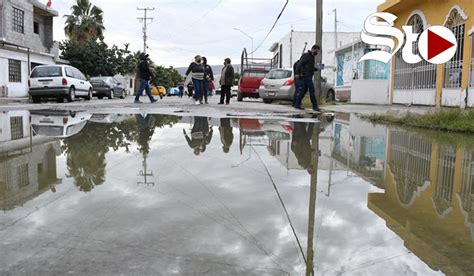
[202,57,214,104]
[135,54,157,103]
[219,58,235,105]
[185,55,205,104]
[294,44,321,111]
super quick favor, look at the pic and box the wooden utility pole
[315,0,323,103]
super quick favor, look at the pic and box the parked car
[89,76,126,99]
[151,86,167,99]
[258,68,336,104]
[168,87,180,96]
[30,110,91,138]
[237,68,269,101]
[29,65,93,103]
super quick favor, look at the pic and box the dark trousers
[135,79,154,102]
[220,85,231,104]
[294,75,318,109]
[203,80,209,102]
[293,79,303,106]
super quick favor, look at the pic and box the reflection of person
[136,114,154,155]
[291,122,315,173]
[219,118,233,153]
[183,117,213,155]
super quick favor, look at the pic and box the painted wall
[351,79,389,104]
[379,0,474,107]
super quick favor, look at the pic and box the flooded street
[0,110,473,275]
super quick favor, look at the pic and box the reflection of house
[331,114,387,188]
[378,0,474,107]
[335,40,390,104]
[0,0,62,97]
[0,139,61,211]
[368,129,474,275]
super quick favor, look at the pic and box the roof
[32,0,59,17]
[331,39,364,54]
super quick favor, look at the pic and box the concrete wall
[351,80,389,104]
[393,89,437,106]
[271,31,359,86]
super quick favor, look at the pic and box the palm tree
[64,0,105,42]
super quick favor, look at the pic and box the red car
[237,68,269,101]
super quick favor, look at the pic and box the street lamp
[234,28,254,58]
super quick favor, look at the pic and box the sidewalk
[321,104,438,116]
[0,97,30,105]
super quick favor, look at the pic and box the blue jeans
[294,75,318,110]
[135,79,154,102]
[192,79,204,101]
[293,79,303,106]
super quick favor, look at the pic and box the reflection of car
[90,114,120,124]
[29,65,93,103]
[89,76,126,99]
[31,110,91,138]
[237,68,269,101]
[259,69,336,104]
[151,86,166,98]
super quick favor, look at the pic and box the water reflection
[1,110,474,275]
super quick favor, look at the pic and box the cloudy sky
[49,0,382,67]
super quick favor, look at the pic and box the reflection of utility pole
[137,7,155,53]
[137,153,154,186]
[306,122,320,276]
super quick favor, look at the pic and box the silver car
[258,69,335,104]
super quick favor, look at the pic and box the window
[8,59,21,83]
[129,79,133,88]
[12,7,24,33]
[394,14,436,90]
[10,116,24,140]
[18,164,29,188]
[31,66,62,78]
[243,71,268,78]
[444,9,466,88]
[266,70,292,79]
[65,67,74,78]
[34,21,39,34]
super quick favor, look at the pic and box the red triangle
[428,30,455,60]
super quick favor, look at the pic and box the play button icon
[419,26,457,64]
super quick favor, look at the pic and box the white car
[31,110,92,138]
[29,65,93,103]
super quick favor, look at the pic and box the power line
[137,7,155,53]
[250,0,290,55]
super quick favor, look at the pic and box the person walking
[178,84,184,98]
[134,54,157,104]
[202,57,214,104]
[219,58,234,105]
[294,45,321,112]
[185,55,205,104]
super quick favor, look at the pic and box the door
[73,68,87,95]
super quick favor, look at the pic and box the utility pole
[137,7,155,54]
[290,26,294,66]
[315,0,323,103]
[333,9,338,50]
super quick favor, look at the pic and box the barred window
[8,59,21,83]
[394,14,437,90]
[12,7,24,33]
[18,164,29,188]
[444,9,465,88]
[10,116,24,140]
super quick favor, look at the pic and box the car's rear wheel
[263,99,273,104]
[32,96,41,104]
[67,87,75,102]
[108,89,114,99]
[327,89,335,101]
[85,89,92,101]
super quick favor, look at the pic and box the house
[334,39,390,104]
[0,0,61,98]
[269,31,359,87]
[378,0,474,107]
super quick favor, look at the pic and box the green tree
[64,0,105,42]
[151,66,182,88]
[59,40,133,77]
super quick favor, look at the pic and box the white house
[269,31,359,86]
[0,0,62,98]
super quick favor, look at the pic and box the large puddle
[0,110,473,275]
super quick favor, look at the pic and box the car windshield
[243,71,267,78]
[30,66,62,78]
[266,70,292,79]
